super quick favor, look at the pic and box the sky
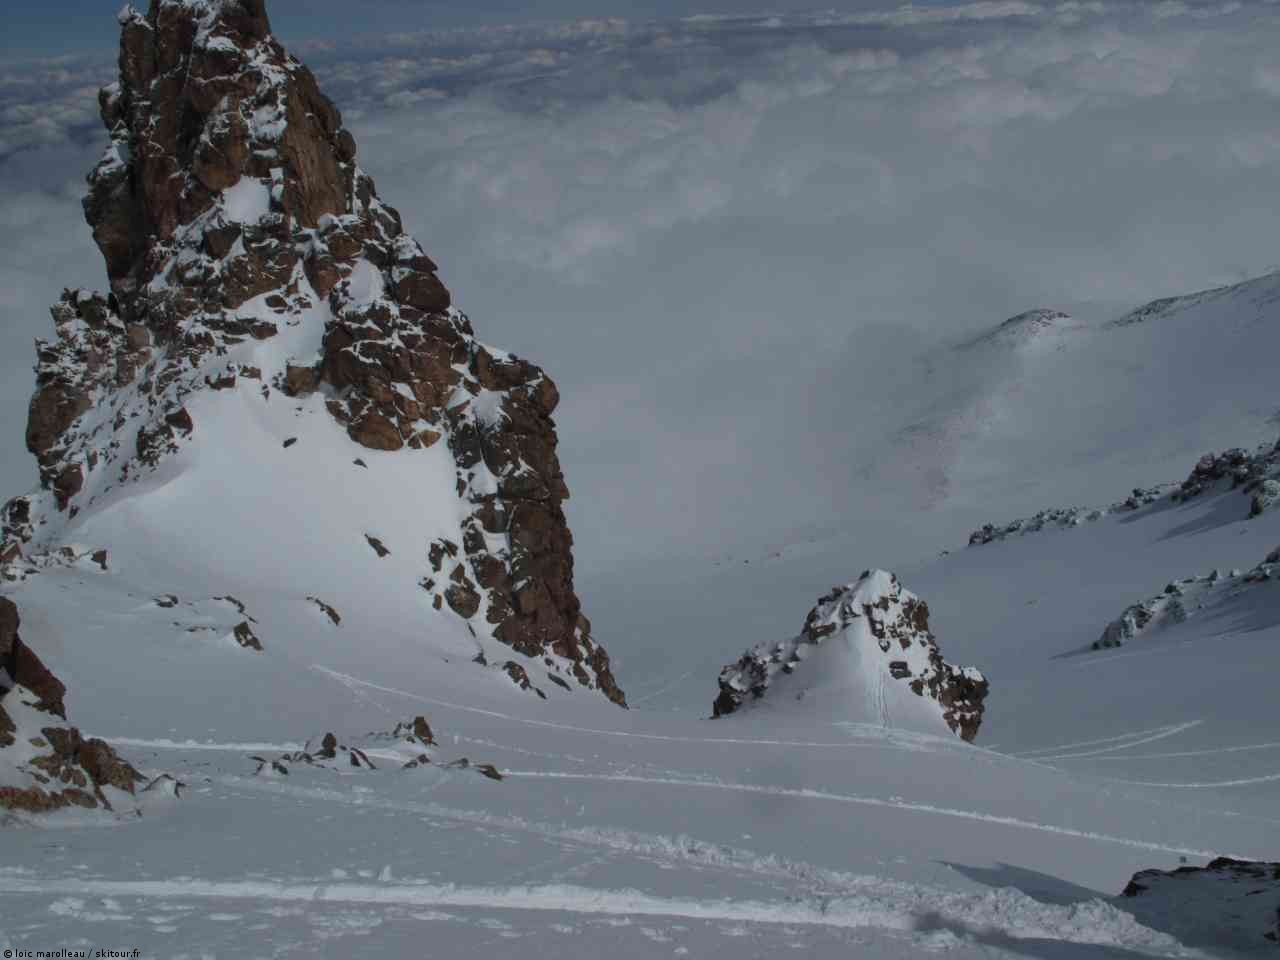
[3,0,1004,57]
[1,0,1280,572]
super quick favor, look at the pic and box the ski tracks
[0,869,1199,956]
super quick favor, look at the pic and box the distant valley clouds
[2,1,1279,569]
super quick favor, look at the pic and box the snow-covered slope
[8,427,1280,955]
[4,2,1280,957]
[829,270,1280,560]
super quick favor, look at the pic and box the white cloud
[2,2,1280,566]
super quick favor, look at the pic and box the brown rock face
[0,598,144,814]
[1,597,66,718]
[8,0,624,707]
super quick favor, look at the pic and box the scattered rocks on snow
[251,716,502,779]
[253,730,375,774]
[712,570,989,741]
[1,540,118,584]
[968,487,1166,547]
[364,534,390,558]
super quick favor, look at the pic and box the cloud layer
[2,1,1279,571]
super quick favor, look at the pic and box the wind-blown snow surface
[2,470,1280,955]
[6,271,1280,954]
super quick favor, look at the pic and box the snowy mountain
[2,2,1280,958]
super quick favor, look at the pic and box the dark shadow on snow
[941,861,1102,906]
[1153,490,1252,542]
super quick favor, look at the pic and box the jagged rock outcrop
[0,597,150,815]
[712,570,989,741]
[0,0,623,704]
[967,487,1167,547]
[1121,857,1280,950]
[1173,441,1280,513]
[968,436,1280,550]
[1094,547,1279,650]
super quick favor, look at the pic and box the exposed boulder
[0,598,150,816]
[712,570,988,741]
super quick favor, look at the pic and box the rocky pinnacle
[5,0,626,706]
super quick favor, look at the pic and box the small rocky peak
[713,569,988,741]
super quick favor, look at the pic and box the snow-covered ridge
[968,435,1280,548]
[712,570,988,741]
[966,486,1168,547]
[962,307,1079,350]
[1110,269,1280,328]
[1093,545,1280,651]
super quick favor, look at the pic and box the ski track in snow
[1097,770,1280,789]
[311,666,959,752]
[0,874,1198,954]
[502,771,1249,860]
[1089,741,1280,761]
[218,774,939,897]
[1015,722,1203,758]
[628,670,696,704]
[1032,722,1205,761]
